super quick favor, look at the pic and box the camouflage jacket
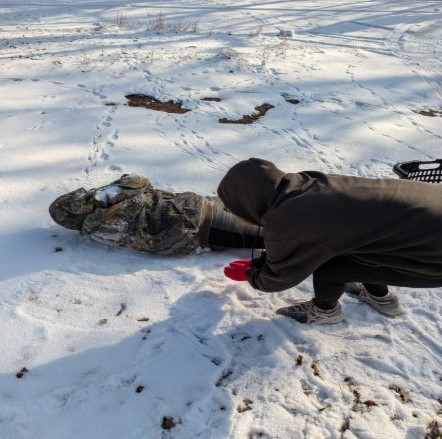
[49,175,209,255]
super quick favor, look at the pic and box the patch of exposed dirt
[284,97,300,105]
[219,103,274,124]
[137,317,150,322]
[340,417,350,433]
[425,420,441,439]
[135,385,145,393]
[125,94,190,114]
[201,97,221,102]
[115,302,127,317]
[215,369,232,387]
[16,367,29,379]
[413,109,442,117]
[161,416,181,430]
[237,398,254,413]
[248,431,271,439]
[311,361,321,376]
[389,384,410,402]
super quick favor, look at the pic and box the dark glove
[224,260,252,281]
[251,251,266,269]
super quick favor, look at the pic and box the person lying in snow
[49,174,264,256]
[218,158,442,324]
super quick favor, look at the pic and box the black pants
[313,256,442,307]
[207,203,264,249]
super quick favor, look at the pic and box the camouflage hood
[49,175,153,230]
[49,174,207,255]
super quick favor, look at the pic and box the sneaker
[276,300,345,324]
[345,283,404,316]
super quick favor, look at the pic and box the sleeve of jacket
[246,239,337,292]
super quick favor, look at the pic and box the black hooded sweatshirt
[217,158,442,292]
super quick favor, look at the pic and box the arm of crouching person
[246,240,337,293]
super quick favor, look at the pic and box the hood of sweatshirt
[217,158,287,225]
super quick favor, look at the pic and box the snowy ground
[0,1,441,438]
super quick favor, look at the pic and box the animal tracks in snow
[84,86,122,175]
[2,2,441,438]
[86,106,119,174]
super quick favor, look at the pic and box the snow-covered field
[1,1,441,438]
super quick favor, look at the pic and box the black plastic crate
[393,159,442,183]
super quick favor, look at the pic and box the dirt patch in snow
[161,416,181,430]
[125,94,190,114]
[284,97,300,105]
[219,103,274,124]
[124,95,277,123]
[201,97,222,102]
[16,367,29,379]
[425,420,441,439]
[413,109,442,117]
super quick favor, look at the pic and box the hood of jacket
[217,158,287,225]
